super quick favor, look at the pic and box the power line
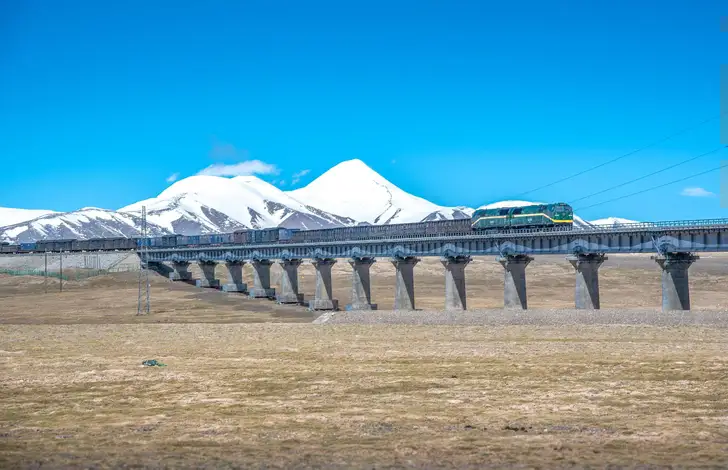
[574,162,728,212]
[514,113,723,198]
[570,145,727,204]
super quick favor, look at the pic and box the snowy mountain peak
[590,217,640,226]
[115,172,356,236]
[287,159,465,224]
[477,200,545,210]
[156,175,234,198]
[295,159,395,193]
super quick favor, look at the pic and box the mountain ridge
[0,159,632,243]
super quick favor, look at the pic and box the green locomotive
[471,202,574,230]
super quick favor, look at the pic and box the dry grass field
[1,254,727,468]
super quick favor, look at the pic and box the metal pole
[60,252,63,293]
[136,205,150,315]
[44,252,48,294]
[137,247,142,314]
[145,248,150,314]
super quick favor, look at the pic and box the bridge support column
[347,257,377,310]
[391,256,419,310]
[169,261,192,281]
[277,259,304,304]
[442,256,471,311]
[195,261,220,288]
[222,261,247,293]
[497,255,533,309]
[652,252,698,311]
[309,258,338,310]
[567,253,607,309]
[249,260,275,298]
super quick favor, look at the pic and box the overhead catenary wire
[513,113,724,198]
[570,145,727,204]
[574,162,728,212]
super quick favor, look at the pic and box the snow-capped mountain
[0,208,172,243]
[589,217,640,227]
[0,159,636,243]
[120,174,356,234]
[288,159,471,224]
[0,207,57,227]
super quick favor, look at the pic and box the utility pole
[137,206,150,315]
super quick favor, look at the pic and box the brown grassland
[1,254,727,468]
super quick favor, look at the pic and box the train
[471,202,574,230]
[0,203,574,254]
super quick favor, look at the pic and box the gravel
[313,308,728,327]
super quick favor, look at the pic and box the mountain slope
[0,207,57,228]
[119,174,356,233]
[288,159,469,224]
[0,208,172,243]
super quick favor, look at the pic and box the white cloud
[680,187,716,197]
[291,169,310,185]
[197,160,279,177]
[279,180,286,186]
[166,173,180,183]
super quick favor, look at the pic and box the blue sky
[1,0,726,221]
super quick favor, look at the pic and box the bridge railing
[585,218,728,231]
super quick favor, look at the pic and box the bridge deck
[141,221,728,262]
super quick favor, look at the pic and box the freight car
[286,218,473,244]
[176,233,236,247]
[233,228,299,244]
[139,235,179,248]
[34,239,76,252]
[471,203,573,230]
[80,237,138,251]
[1,242,21,253]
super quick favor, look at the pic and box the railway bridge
[142,218,728,312]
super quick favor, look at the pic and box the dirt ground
[1,254,727,468]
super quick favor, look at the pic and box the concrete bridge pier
[248,259,275,298]
[277,259,304,304]
[391,256,419,310]
[222,261,247,293]
[567,253,607,309]
[195,261,220,288]
[497,255,533,309]
[309,258,338,310]
[169,261,192,281]
[442,255,471,311]
[347,257,377,310]
[652,252,699,311]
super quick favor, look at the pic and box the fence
[0,252,140,291]
[0,266,135,281]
